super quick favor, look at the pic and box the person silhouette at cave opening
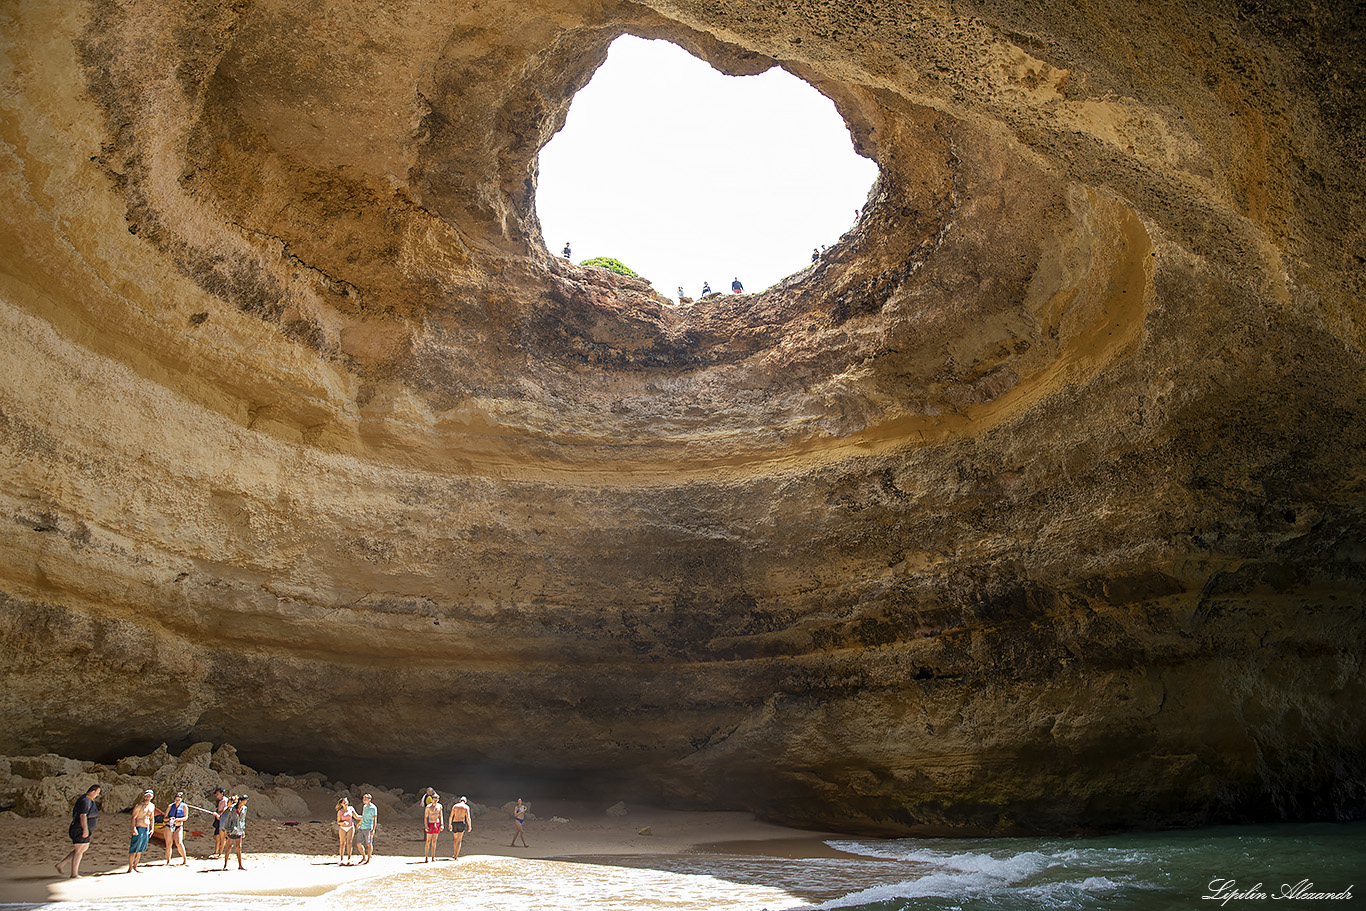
[536,35,877,300]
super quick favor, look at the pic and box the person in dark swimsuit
[510,798,528,847]
[163,792,188,865]
[56,785,100,878]
[448,796,473,860]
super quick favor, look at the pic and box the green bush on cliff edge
[581,256,639,278]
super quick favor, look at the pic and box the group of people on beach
[54,784,249,879]
[416,790,527,863]
[333,793,378,865]
[55,783,531,878]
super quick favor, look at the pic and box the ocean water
[5,822,1361,910]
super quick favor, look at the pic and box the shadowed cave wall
[0,0,1363,834]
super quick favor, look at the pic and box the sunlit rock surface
[1,0,1362,835]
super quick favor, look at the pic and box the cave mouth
[535,35,879,298]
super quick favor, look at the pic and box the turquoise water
[811,823,1364,909]
[4,823,1361,910]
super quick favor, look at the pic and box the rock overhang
[83,1,1168,472]
[0,0,1362,834]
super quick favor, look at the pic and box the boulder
[241,792,284,819]
[179,742,215,767]
[150,762,224,806]
[265,787,309,817]
[105,783,149,815]
[12,773,95,817]
[13,781,73,817]
[605,802,628,817]
[351,784,401,818]
[227,772,267,792]
[9,754,85,780]
[116,744,174,778]
[209,744,247,776]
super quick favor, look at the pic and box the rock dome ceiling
[1,0,1363,834]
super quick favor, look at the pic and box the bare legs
[55,842,89,878]
[424,829,438,862]
[338,826,355,865]
[165,828,187,865]
[357,830,373,864]
[223,836,244,869]
[127,827,149,873]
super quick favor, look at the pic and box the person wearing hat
[448,796,473,860]
[127,790,156,873]
[422,791,443,862]
[163,792,188,865]
[221,795,247,870]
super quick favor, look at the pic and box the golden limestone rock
[0,0,1362,834]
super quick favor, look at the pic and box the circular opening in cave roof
[536,36,879,299]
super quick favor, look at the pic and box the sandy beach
[0,794,845,906]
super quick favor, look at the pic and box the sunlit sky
[536,36,879,299]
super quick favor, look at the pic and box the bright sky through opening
[536,36,879,299]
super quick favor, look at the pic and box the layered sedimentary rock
[1,0,1362,834]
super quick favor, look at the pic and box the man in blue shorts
[355,793,378,864]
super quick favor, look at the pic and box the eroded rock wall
[1,0,1362,834]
